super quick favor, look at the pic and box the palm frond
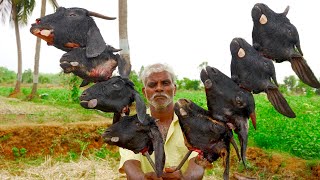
[0,0,12,24]
[15,0,35,25]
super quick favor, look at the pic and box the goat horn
[88,11,116,20]
[283,5,290,16]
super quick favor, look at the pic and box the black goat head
[102,114,165,177]
[251,3,320,88]
[230,37,296,118]
[200,66,256,166]
[174,98,235,180]
[79,76,146,124]
[59,45,128,87]
[30,7,116,58]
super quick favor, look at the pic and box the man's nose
[155,83,163,91]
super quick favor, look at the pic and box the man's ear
[142,87,146,97]
[173,84,177,96]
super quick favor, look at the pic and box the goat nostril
[36,18,41,24]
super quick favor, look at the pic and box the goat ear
[134,91,146,124]
[112,112,121,124]
[86,24,106,58]
[149,126,165,177]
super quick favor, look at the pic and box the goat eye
[235,96,243,106]
[135,122,142,127]
[287,28,292,36]
[69,13,76,17]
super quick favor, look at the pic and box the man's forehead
[147,71,172,81]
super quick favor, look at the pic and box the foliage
[129,70,143,94]
[22,69,33,83]
[69,75,81,103]
[67,150,78,161]
[0,67,15,83]
[129,70,148,104]
[12,147,27,158]
[94,145,120,160]
[0,67,66,84]
[283,75,297,91]
[283,75,318,96]
[176,78,200,90]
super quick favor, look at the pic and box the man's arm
[123,160,145,179]
[123,160,162,180]
[183,157,204,180]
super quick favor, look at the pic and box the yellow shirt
[118,113,198,174]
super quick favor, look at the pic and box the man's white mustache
[150,93,170,100]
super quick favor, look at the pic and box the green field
[0,86,319,160]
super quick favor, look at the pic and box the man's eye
[147,83,156,88]
[163,81,171,86]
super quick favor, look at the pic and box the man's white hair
[140,63,176,86]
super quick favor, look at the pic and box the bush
[22,69,33,83]
[0,67,16,83]
[176,78,200,90]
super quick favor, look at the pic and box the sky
[1,0,319,83]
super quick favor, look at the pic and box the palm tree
[0,0,35,97]
[28,0,58,100]
[118,0,131,77]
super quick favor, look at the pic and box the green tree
[283,75,297,91]
[177,78,200,90]
[22,69,32,83]
[296,79,315,97]
[0,67,16,83]
[129,70,145,102]
[0,0,35,97]
[29,0,59,100]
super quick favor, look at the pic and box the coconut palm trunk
[118,0,131,77]
[28,0,47,100]
[1,0,35,97]
[9,4,23,97]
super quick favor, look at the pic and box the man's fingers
[164,166,177,173]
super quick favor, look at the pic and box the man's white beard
[148,92,173,110]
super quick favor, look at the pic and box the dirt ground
[0,96,319,179]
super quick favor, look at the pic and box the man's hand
[145,172,163,180]
[161,166,184,180]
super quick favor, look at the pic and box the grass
[0,86,319,160]
[250,94,320,160]
[0,86,114,124]
[0,150,122,180]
